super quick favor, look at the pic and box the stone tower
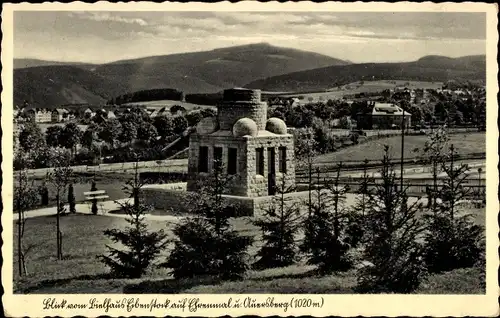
[187,88,295,203]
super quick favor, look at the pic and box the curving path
[14,194,443,222]
[13,198,183,222]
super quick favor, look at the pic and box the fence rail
[295,180,486,198]
[23,159,188,177]
[296,152,485,174]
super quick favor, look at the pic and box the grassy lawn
[13,206,485,294]
[316,132,485,163]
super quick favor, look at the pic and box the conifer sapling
[163,159,253,280]
[253,176,301,269]
[98,162,168,278]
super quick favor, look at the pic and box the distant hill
[94,43,348,93]
[14,48,486,108]
[14,43,348,107]
[245,55,486,92]
[14,58,96,70]
[14,65,129,107]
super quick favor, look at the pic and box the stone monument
[187,88,295,215]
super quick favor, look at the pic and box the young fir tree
[253,176,302,270]
[423,144,485,273]
[293,128,318,218]
[41,182,49,206]
[163,159,253,280]
[90,180,98,215]
[99,161,168,278]
[39,173,50,206]
[414,127,449,215]
[357,146,427,293]
[346,159,374,246]
[68,183,76,213]
[301,165,354,274]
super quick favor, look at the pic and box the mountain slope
[94,43,349,93]
[14,66,129,107]
[14,43,348,107]
[245,55,486,92]
[14,58,96,70]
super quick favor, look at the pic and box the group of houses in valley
[15,106,119,123]
[15,108,74,123]
[14,103,190,124]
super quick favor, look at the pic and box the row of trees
[14,106,217,169]
[96,133,483,292]
[267,87,485,130]
[107,88,184,105]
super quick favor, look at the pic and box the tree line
[14,106,216,169]
[108,88,184,105]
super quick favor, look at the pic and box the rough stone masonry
[186,88,297,215]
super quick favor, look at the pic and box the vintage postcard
[1,1,498,317]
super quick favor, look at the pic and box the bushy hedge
[139,172,188,184]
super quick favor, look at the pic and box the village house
[83,107,96,118]
[25,108,52,123]
[51,108,70,122]
[148,107,167,118]
[107,110,117,119]
[357,102,411,130]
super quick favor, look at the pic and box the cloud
[58,11,485,43]
[14,11,487,64]
[69,11,149,26]
[88,12,148,26]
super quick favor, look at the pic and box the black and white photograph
[2,2,498,317]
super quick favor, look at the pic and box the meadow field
[280,80,443,102]
[315,132,485,164]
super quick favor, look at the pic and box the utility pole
[400,105,405,190]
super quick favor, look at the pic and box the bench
[83,190,110,214]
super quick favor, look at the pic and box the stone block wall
[187,133,249,196]
[142,183,191,213]
[217,88,267,130]
[245,134,296,197]
[188,132,296,198]
[223,88,262,102]
[218,101,268,130]
[142,183,311,218]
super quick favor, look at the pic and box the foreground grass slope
[13,209,485,294]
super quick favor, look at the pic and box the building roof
[52,108,69,114]
[25,108,51,113]
[372,103,411,116]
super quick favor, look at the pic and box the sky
[14,11,486,64]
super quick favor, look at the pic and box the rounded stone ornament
[196,116,219,135]
[265,117,287,134]
[232,117,258,137]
